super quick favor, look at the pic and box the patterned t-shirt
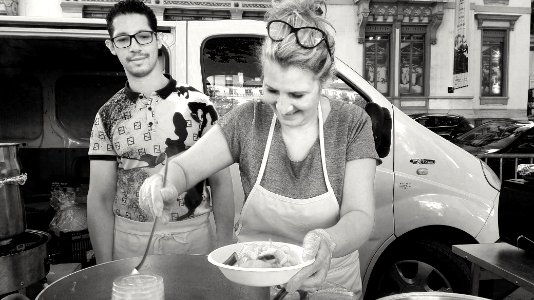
[88,76,218,222]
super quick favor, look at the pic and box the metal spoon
[131,155,169,274]
[131,216,158,275]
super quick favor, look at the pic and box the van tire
[364,240,471,299]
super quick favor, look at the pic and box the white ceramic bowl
[207,241,314,287]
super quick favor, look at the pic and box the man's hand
[138,174,178,223]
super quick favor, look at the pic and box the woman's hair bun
[312,0,326,16]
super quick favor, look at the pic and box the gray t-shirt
[219,99,380,204]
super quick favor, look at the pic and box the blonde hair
[261,0,335,83]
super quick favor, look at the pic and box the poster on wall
[453,0,469,89]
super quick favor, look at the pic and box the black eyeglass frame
[110,31,156,48]
[266,20,333,62]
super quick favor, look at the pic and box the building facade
[1,0,531,119]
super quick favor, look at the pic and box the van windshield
[0,37,125,141]
[0,37,168,142]
[201,36,368,117]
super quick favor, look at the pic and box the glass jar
[111,274,164,300]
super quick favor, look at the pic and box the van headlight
[481,160,500,191]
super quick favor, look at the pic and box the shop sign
[453,0,469,89]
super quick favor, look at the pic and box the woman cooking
[139,0,380,297]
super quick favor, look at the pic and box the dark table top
[36,254,270,300]
[503,179,534,192]
[452,243,534,293]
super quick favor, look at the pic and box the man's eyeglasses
[110,31,156,48]
[266,20,333,61]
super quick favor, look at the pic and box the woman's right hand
[138,174,179,223]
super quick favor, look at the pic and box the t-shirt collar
[124,74,176,102]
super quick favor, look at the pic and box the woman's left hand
[285,229,336,293]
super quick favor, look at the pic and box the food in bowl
[234,241,300,268]
[207,241,314,287]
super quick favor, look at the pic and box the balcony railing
[476,153,534,180]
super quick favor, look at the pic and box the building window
[164,9,231,21]
[399,33,425,95]
[481,30,505,96]
[323,77,367,108]
[364,33,390,95]
[242,11,266,20]
[83,6,110,19]
[202,37,263,117]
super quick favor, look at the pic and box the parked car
[453,120,534,155]
[452,119,534,180]
[409,113,474,140]
[468,117,513,127]
[0,17,500,299]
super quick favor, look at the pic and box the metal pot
[0,230,50,294]
[0,143,26,240]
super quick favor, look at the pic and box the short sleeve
[347,107,381,165]
[218,101,257,163]
[88,112,117,160]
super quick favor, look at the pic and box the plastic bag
[49,187,88,235]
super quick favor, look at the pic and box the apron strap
[254,113,277,185]
[318,101,334,193]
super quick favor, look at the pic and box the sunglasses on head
[266,20,333,62]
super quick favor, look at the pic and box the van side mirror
[365,102,392,158]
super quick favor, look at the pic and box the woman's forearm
[326,158,377,257]
[162,125,235,195]
[327,210,374,258]
[209,168,235,246]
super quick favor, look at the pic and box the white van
[0,17,500,299]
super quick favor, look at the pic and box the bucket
[0,143,26,241]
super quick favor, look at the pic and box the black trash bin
[498,178,534,254]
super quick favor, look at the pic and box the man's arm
[208,167,235,247]
[87,160,117,264]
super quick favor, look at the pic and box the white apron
[113,213,214,260]
[235,102,362,298]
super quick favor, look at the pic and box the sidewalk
[503,288,534,300]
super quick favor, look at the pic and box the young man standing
[87,0,234,263]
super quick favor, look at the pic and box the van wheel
[364,240,471,299]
